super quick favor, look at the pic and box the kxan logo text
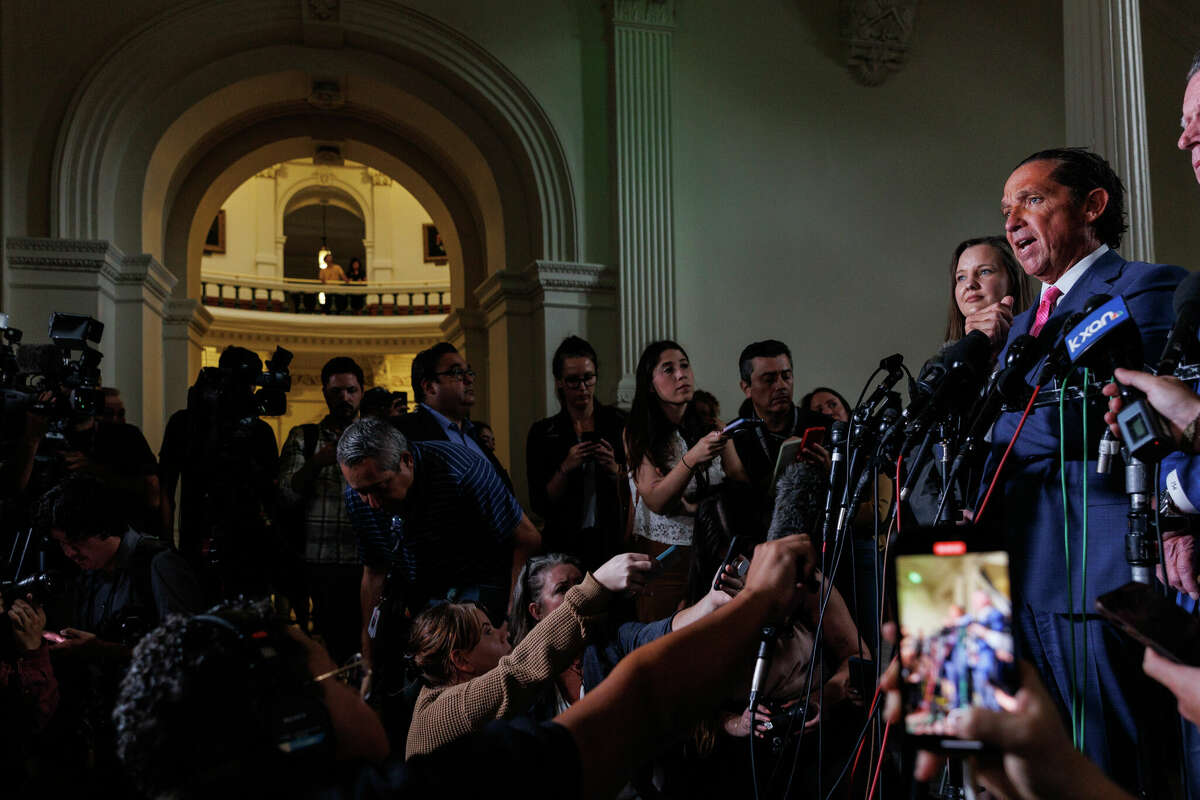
[1066,298,1128,358]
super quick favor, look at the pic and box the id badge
[367,605,381,639]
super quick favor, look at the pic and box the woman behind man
[625,340,748,621]
[525,336,627,571]
[945,235,1034,355]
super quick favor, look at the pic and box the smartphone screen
[893,528,1017,750]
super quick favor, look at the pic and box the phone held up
[889,523,1019,752]
[1096,581,1200,667]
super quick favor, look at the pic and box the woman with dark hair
[624,340,747,621]
[944,235,1034,354]
[525,336,627,570]
[800,386,851,424]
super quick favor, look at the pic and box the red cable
[974,383,1042,525]
[866,721,892,798]
[848,683,884,785]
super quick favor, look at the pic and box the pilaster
[610,0,677,407]
[162,298,213,420]
[1063,0,1154,261]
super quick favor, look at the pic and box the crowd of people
[3,46,1200,800]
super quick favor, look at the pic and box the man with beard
[277,357,365,662]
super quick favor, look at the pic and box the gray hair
[1190,49,1200,82]
[336,417,409,470]
[509,552,584,648]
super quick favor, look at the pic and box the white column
[611,0,677,406]
[254,172,278,277]
[162,298,212,419]
[4,237,177,446]
[1063,0,1154,262]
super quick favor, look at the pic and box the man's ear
[740,380,751,398]
[1082,186,1110,224]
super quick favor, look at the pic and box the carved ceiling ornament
[305,0,339,23]
[611,0,676,28]
[839,0,918,87]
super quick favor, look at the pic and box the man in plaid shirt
[278,356,365,663]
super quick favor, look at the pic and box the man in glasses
[396,342,512,491]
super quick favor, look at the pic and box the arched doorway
[27,0,611,501]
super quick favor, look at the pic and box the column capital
[610,0,676,29]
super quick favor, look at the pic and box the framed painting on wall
[422,223,448,264]
[203,210,226,254]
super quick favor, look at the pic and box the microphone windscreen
[1174,271,1200,316]
[767,460,825,541]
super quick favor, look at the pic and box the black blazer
[393,406,515,493]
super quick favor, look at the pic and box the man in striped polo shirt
[337,418,540,690]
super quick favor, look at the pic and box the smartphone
[580,431,605,445]
[890,524,1018,752]
[42,631,65,644]
[1097,582,1200,667]
[798,426,827,453]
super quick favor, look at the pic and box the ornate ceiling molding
[839,0,918,87]
[611,0,676,29]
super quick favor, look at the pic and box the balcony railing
[200,271,451,315]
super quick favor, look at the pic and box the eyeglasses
[562,373,597,388]
[435,367,476,382]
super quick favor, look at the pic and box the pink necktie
[1029,286,1062,336]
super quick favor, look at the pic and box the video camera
[1,312,106,431]
[188,345,294,421]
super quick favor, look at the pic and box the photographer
[158,345,282,601]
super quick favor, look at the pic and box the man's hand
[1159,533,1200,599]
[743,534,815,621]
[1143,648,1200,727]
[310,443,339,469]
[593,552,655,595]
[965,295,1015,350]
[1103,368,1200,446]
[7,594,46,652]
[51,627,98,653]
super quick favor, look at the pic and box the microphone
[855,354,905,420]
[902,331,992,440]
[1158,270,1200,375]
[768,460,825,541]
[750,626,777,706]
[1035,294,1113,385]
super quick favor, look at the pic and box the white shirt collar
[1040,244,1109,300]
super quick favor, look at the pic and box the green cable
[1057,369,1080,748]
[1079,368,1090,753]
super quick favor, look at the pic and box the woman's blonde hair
[407,602,483,686]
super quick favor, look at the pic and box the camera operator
[158,345,283,601]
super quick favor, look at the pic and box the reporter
[404,551,653,757]
[944,236,1034,356]
[625,340,748,620]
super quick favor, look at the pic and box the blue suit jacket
[983,250,1185,615]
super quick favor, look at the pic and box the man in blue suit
[980,147,1186,793]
